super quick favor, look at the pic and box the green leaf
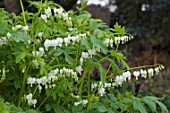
[10,105,24,112]
[54,23,67,33]
[33,18,51,39]
[111,51,125,62]
[64,52,74,65]
[121,60,130,70]
[108,94,118,102]
[50,103,70,113]
[49,48,63,56]
[81,0,88,10]
[81,38,91,50]
[143,98,157,112]
[45,104,52,111]
[54,51,63,57]
[89,19,98,32]
[155,100,168,113]
[143,96,168,112]
[98,64,106,82]
[52,91,57,100]
[12,31,32,43]
[94,29,105,38]
[117,93,124,101]
[72,104,83,113]
[77,1,88,12]
[39,58,47,75]
[26,109,39,113]
[90,36,108,54]
[97,106,108,112]
[91,102,104,109]
[15,52,27,63]
[133,97,147,113]
[92,102,108,112]
[13,78,21,89]
[113,22,126,35]
[108,110,115,113]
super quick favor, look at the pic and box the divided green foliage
[0,1,168,113]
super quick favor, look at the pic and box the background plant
[0,0,168,113]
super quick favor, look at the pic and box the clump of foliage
[0,0,168,113]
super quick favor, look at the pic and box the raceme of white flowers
[31,47,45,69]
[91,82,112,97]
[72,93,88,107]
[32,47,45,57]
[90,65,164,97]
[44,33,86,50]
[41,7,72,26]
[74,99,88,107]
[114,65,164,87]
[104,35,134,47]
[27,67,78,93]
[25,93,37,108]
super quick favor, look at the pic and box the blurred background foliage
[0,0,170,110]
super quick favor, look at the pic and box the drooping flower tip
[22,26,29,31]
[41,14,48,22]
[37,32,44,38]
[45,7,52,18]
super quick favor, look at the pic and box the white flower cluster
[44,33,86,50]
[54,8,72,26]
[90,65,164,94]
[104,38,113,47]
[32,60,39,69]
[113,65,165,87]
[41,7,52,22]
[104,35,134,47]
[41,7,72,26]
[54,8,63,17]
[113,71,131,86]
[27,67,78,93]
[12,24,29,31]
[115,35,134,44]
[31,47,45,69]
[32,47,45,57]
[74,99,88,107]
[0,32,12,47]
[91,82,112,96]
[25,93,37,107]
[76,47,100,74]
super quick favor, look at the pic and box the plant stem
[38,96,49,109]
[78,69,88,96]
[6,37,14,52]
[18,69,28,107]
[87,71,91,97]
[104,62,113,77]
[19,0,27,25]
[56,57,61,68]
[75,43,81,67]
[57,97,61,104]
[87,71,91,112]
[128,64,160,70]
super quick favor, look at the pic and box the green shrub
[0,0,168,112]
